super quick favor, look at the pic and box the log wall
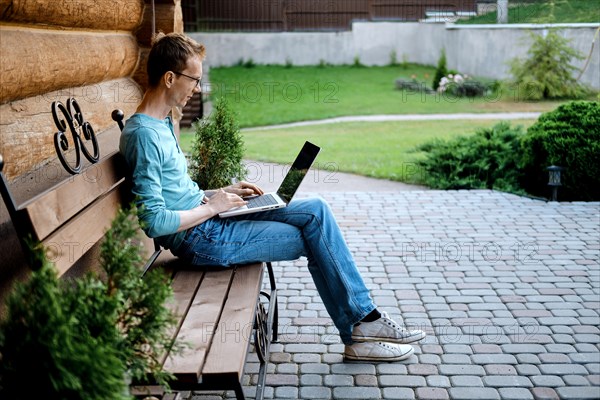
[134,0,184,87]
[0,0,183,315]
[0,0,144,30]
[0,78,142,178]
[0,27,139,103]
[0,0,184,180]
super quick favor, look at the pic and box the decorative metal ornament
[52,97,100,174]
[254,301,269,363]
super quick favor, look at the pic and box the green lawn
[458,0,600,24]
[181,119,537,184]
[207,65,565,127]
[190,64,585,183]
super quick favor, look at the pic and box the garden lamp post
[546,165,564,201]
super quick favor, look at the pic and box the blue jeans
[173,197,376,344]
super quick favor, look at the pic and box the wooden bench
[0,97,278,400]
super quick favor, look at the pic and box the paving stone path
[241,113,543,132]
[179,189,599,400]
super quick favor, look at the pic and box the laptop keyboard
[246,194,279,209]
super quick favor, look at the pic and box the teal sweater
[119,113,204,250]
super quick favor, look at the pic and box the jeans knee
[287,197,335,225]
[305,196,330,214]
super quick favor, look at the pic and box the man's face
[172,56,203,108]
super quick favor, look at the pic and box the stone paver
[183,189,599,399]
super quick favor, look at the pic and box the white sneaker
[352,311,426,344]
[344,341,414,362]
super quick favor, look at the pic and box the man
[119,32,425,362]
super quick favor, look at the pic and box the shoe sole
[351,331,426,344]
[344,346,414,363]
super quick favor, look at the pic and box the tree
[509,30,587,100]
[189,97,247,189]
[432,49,448,91]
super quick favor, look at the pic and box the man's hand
[203,189,247,215]
[223,181,264,198]
[178,188,248,231]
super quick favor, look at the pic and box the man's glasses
[173,71,201,88]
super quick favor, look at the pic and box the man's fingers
[239,181,264,195]
[228,192,246,205]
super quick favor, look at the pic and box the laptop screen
[277,141,321,203]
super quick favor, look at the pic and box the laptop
[219,141,321,218]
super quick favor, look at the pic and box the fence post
[497,0,508,24]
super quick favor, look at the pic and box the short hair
[147,32,206,88]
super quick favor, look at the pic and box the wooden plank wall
[187,0,478,32]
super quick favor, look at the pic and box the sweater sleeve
[121,128,181,238]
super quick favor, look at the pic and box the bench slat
[160,269,205,366]
[163,268,234,383]
[22,152,126,241]
[202,263,264,381]
[42,182,126,276]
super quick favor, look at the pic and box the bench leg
[265,262,278,342]
[251,262,279,400]
[254,298,272,400]
[233,382,246,400]
[255,354,267,400]
[255,291,277,400]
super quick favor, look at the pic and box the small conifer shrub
[0,206,176,398]
[189,97,247,189]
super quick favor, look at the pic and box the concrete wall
[191,22,600,90]
[446,23,600,90]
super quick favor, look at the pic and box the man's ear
[164,71,175,88]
